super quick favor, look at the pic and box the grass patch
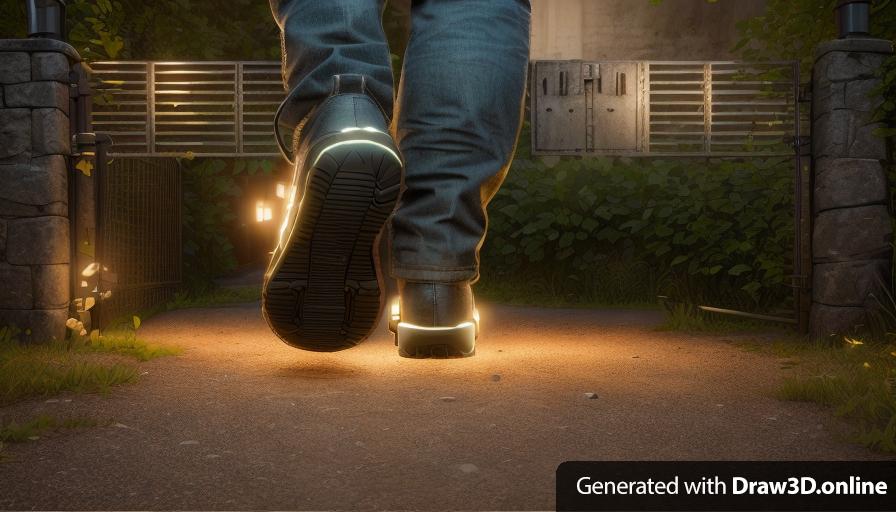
[776,339,896,453]
[0,340,139,406]
[738,336,896,453]
[0,326,178,406]
[82,329,181,361]
[165,285,260,310]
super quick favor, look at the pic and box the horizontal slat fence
[93,60,798,158]
[91,61,283,157]
[533,60,799,157]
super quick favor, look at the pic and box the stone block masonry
[810,37,894,341]
[0,39,81,342]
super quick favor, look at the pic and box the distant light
[275,182,286,199]
[256,201,273,223]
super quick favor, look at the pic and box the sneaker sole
[263,137,402,351]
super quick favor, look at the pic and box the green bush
[481,152,794,310]
[181,158,275,291]
[181,159,241,291]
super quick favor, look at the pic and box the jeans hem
[391,265,478,283]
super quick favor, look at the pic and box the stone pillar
[810,37,894,341]
[0,39,80,342]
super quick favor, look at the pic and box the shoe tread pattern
[264,143,401,351]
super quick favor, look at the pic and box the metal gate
[96,157,182,326]
[85,59,811,332]
[531,60,810,331]
[531,60,799,157]
[69,63,184,330]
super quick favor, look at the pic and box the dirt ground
[0,302,891,510]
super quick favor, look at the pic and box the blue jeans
[271,0,530,283]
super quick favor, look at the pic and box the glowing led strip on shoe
[396,321,476,331]
[395,319,478,355]
[311,139,402,168]
[340,126,386,134]
[389,298,481,333]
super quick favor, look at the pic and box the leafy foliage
[181,159,240,291]
[736,0,896,135]
[0,0,280,60]
[181,158,273,291]
[482,131,794,309]
[1,0,408,63]
[484,0,896,310]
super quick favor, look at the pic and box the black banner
[556,461,896,511]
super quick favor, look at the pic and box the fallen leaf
[81,262,99,277]
[75,159,93,176]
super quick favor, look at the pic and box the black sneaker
[388,281,479,358]
[263,74,402,351]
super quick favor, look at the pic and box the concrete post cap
[815,37,894,62]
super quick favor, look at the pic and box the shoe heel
[396,322,477,358]
[390,299,479,358]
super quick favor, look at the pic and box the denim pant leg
[389,0,531,283]
[270,0,394,161]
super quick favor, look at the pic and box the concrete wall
[809,37,894,340]
[531,0,767,61]
[0,39,78,342]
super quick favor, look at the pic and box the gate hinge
[784,136,811,150]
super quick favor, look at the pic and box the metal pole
[836,0,872,39]
[793,60,805,334]
[25,0,67,41]
[94,134,113,331]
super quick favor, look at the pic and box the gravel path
[0,302,889,510]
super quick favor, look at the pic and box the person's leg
[387,0,530,357]
[264,0,402,351]
[270,0,394,160]
[390,0,531,283]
